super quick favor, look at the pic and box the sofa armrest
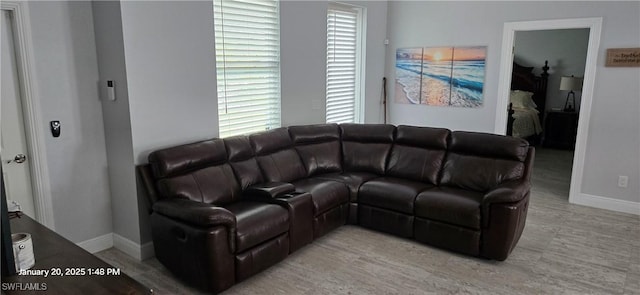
[480,196,529,260]
[244,182,295,199]
[481,179,531,229]
[483,180,530,205]
[150,213,236,292]
[153,198,236,228]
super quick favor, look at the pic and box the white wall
[385,2,501,132]
[280,1,327,126]
[26,1,112,243]
[92,0,139,245]
[356,1,388,124]
[280,1,388,126]
[386,1,640,204]
[579,3,640,203]
[120,1,219,166]
[514,29,589,111]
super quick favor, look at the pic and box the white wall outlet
[617,175,628,188]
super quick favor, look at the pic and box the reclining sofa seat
[414,131,533,258]
[248,127,350,239]
[145,139,290,291]
[320,123,396,224]
[223,135,314,253]
[358,125,450,238]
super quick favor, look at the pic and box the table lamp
[560,76,583,112]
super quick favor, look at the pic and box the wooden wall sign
[605,48,640,67]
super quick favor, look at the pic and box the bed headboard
[510,60,549,122]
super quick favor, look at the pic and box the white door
[1,10,36,218]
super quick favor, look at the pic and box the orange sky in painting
[423,47,486,61]
[423,47,452,62]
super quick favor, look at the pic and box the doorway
[495,17,603,206]
[514,28,589,201]
[1,9,36,217]
[1,2,54,228]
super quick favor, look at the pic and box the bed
[506,61,549,143]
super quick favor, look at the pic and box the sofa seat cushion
[225,202,289,253]
[291,178,349,216]
[415,187,483,229]
[359,177,432,214]
[314,172,379,202]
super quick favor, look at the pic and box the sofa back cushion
[224,136,265,190]
[341,124,395,175]
[289,124,342,176]
[386,125,450,184]
[440,131,529,192]
[249,127,307,182]
[148,139,226,179]
[157,165,241,204]
[148,139,241,205]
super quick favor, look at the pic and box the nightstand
[544,111,578,149]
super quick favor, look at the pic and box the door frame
[494,17,602,206]
[1,1,54,228]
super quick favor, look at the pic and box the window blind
[326,4,362,124]
[214,0,281,138]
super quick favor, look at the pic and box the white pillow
[510,90,537,109]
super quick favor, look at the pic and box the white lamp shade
[559,76,583,91]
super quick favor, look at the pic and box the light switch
[107,80,116,101]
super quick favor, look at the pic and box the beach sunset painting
[395,46,486,107]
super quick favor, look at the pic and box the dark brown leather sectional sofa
[138,124,534,293]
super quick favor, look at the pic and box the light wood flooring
[96,148,640,294]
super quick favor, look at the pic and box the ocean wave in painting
[422,60,484,107]
[395,60,422,104]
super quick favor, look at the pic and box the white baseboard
[77,233,113,254]
[76,232,154,260]
[572,193,640,215]
[113,234,155,261]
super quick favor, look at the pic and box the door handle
[4,154,26,164]
[14,154,26,163]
